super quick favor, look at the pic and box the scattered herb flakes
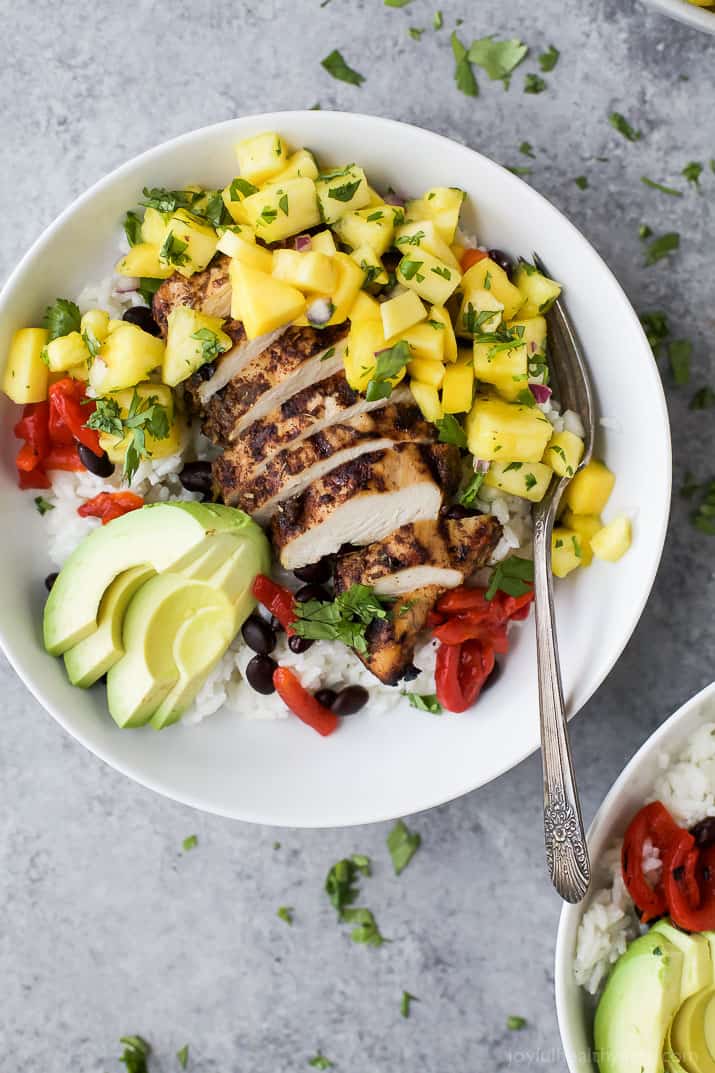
[229,177,258,199]
[524,74,546,94]
[507,165,532,176]
[34,495,54,515]
[404,692,443,714]
[433,10,443,29]
[44,298,81,341]
[325,855,371,915]
[691,480,715,536]
[328,177,361,202]
[387,818,421,875]
[192,327,230,364]
[308,1053,334,1070]
[451,32,478,97]
[138,277,163,304]
[639,311,669,353]
[341,906,386,946]
[273,840,282,850]
[643,231,680,266]
[435,413,467,447]
[401,991,418,1018]
[682,161,703,187]
[486,555,534,600]
[159,231,190,268]
[365,338,412,401]
[574,175,588,190]
[468,36,529,83]
[668,339,692,386]
[640,176,683,197]
[124,210,143,247]
[519,141,535,157]
[182,834,198,851]
[538,44,559,72]
[140,186,197,213]
[277,905,294,925]
[459,470,486,506]
[409,27,424,40]
[507,1015,527,1030]
[385,0,413,5]
[177,1044,189,1069]
[690,386,715,410]
[681,470,701,499]
[609,111,641,141]
[321,49,365,86]
[293,584,389,654]
[639,224,653,241]
[119,1036,151,1073]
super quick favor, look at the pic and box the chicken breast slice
[152,255,233,335]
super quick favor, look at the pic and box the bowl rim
[0,110,673,823]
[643,0,715,34]
[554,678,715,1073]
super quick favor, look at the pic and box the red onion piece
[473,459,490,473]
[114,276,140,293]
[307,298,334,326]
[384,192,406,207]
[294,234,312,252]
[529,383,552,404]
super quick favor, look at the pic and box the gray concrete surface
[1,0,714,1069]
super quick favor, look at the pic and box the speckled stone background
[1,1,714,1070]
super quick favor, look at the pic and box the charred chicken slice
[152,255,234,336]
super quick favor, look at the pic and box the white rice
[574,717,715,995]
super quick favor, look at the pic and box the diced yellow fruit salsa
[1,130,629,576]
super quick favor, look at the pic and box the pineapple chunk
[351,245,389,286]
[513,263,562,317]
[311,229,337,256]
[461,258,524,321]
[328,253,366,323]
[2,328,49,403]
[405,187,466,244]
[508,315,547,358]
[234,131,289,185]
[429,305,458,362]
[230,261,306,339]
[160,210,218,278]
[562,511,602,567]
[484,460,553,502]
[98,382,181,465]
[552,528,583,578]
[217,229,273,273]
[407,357,445,388]
[458,289,504,340]
[80,309,110,345]
[333,205,396,257]
[344,319,386,392]
[563,459,615,515]
[315,165,370,224]
[44,331,90,373]
[442,362,474,414]
[141,207,169,246]
[272,250,337,294]
[116,243,173,280]
[380,291,426,339]
[393,322,444,363]
[474,333,527,385]
[466,393,553,461]
[163,306,232,387]
[590,516,631,563]
[394,219,460,270]
[221,178,257,224]
[240,178,321,243]
[410,380,443,422]
[396,250,461,305]
[349,292,381,323]
[273,148,319,182]
[89,322,164,394]
[543,430,584,478]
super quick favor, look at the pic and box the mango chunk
[311,229,338,256]
[116,243,174,280]
[240,177,321,243]
[163,306,232,387]
[44,331,90,373]
[273,148,319,182]
[563,459,615,515]
[543,429,584,479]
[272,249,337,294]
[2,327,49,403]
[229,261,305,339]
[407,357,444,389]
[327,253,366,324]
[484,461,553,502]
[393,322,444,363]
[333,205,397,256]
[552,527,583,578]
[394,219,460,270]
[89,322,165,394]
[380,291,427,339]
[344,319,385,392]
[234,131,289,185]
[513,263,562,317]
[562,511,602,567]
[461,258,524,321]
[404,187,465,244]
[217,229,272,273]
[429,305,458,362]
[349,292,381,323]
[315,165,371,224]
[80,309,110,345]
[396,250,461,306]
[466,394,553,462]
[410,380,443,422]
[160,210,219,278]
[442,362,474,414]
[590,516,632,563]
[350,245,389,287]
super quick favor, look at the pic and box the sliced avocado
[594,932,683,1073]
[44,502,262,655]
[106,574,235,728]
[653,920,713,1001]
[671,987,715,1073]
[63,565,155,687]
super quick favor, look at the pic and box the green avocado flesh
[595,923,715,1073]
[44,501,270,729]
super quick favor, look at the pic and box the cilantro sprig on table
[325,855,386,947]
[387,819,421,875]
[321,49,365,86]
[86,391,170,484]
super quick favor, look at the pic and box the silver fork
[530,252,594,904]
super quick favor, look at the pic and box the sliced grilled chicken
[219,403,436,522]
[200,326,348,444]
[334,514,502,596]
[358,585,442,687]
[272,444,460,570]
[152,255,233,336]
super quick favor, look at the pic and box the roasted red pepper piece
[435,638,495,713]
[273,666,339,737]
[48,379,101,455]
[460,248,489,272]
[251,574,297,634]
[17,466,51,490]
[664,837,715,932]
[77,491,144,524]
[45,445,83,471]
[621,801,684,922]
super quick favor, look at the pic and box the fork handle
[533,512,591,904]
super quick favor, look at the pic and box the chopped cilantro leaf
[538,45,559,72]
[321,49,365,86]
[192,327,230,364]
[325,856,370,914]
[689,479,715,536]
[643,231,680,266]
[682,161,703,187]
[690,386,715,410]
[524,73,546,94]
[433,10,443,29]
[508,166,532,176]
[640,176,683,197]
[293,584,389,654]
[409,27,424,39]
[385,0,413,5]
[177,1044,189,1069]
[459,470,486,506]
[519,141,535,157]
[124,210,143,247]
[365,338,411,401]
[639,311,669,353]
[182,834,198,851]
[140,187,198,213]
[118,1036,151,1073]
[43,298,81,342]
[229,177,258,200]
[609,112,641,141]
[468,36,529,83]
[574,175,588,190]
[308,1053,334,1069]
[404,692,442,714]
[485,555,534,600]
[341,906,386,945]
[277,906,294,925]
[435,414,467,447]
[401,991,418,1018]
[451,32,478,97]
[138,277,162,304]
[82,328,101,359]
[639,224,653,241]
[34,495,54,515]
[507,1015,527,1030]
[387,818,421,875]
[328,179,361,203]
[159,231,189,267]
[668,339,691,386]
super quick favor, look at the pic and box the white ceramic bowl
[555,680,715,1073]
[644,0,715,34]
[0,112,672,826]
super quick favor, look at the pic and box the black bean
[288,634,314,653]
[245,654,277,695]
[315,688,337,709]
[330,685,369,716]
[401,663,421,682]
[44,572,58,592]
[442,503,479,520]
[77,443,115,478]
[487,248,513,274]
[691,817,715,848]
[293,557,333,584]
[122,306,161,336]
[241,614,276,655]
[295,583,331,604]
[179,461,212,498]
[482,661,501,693]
